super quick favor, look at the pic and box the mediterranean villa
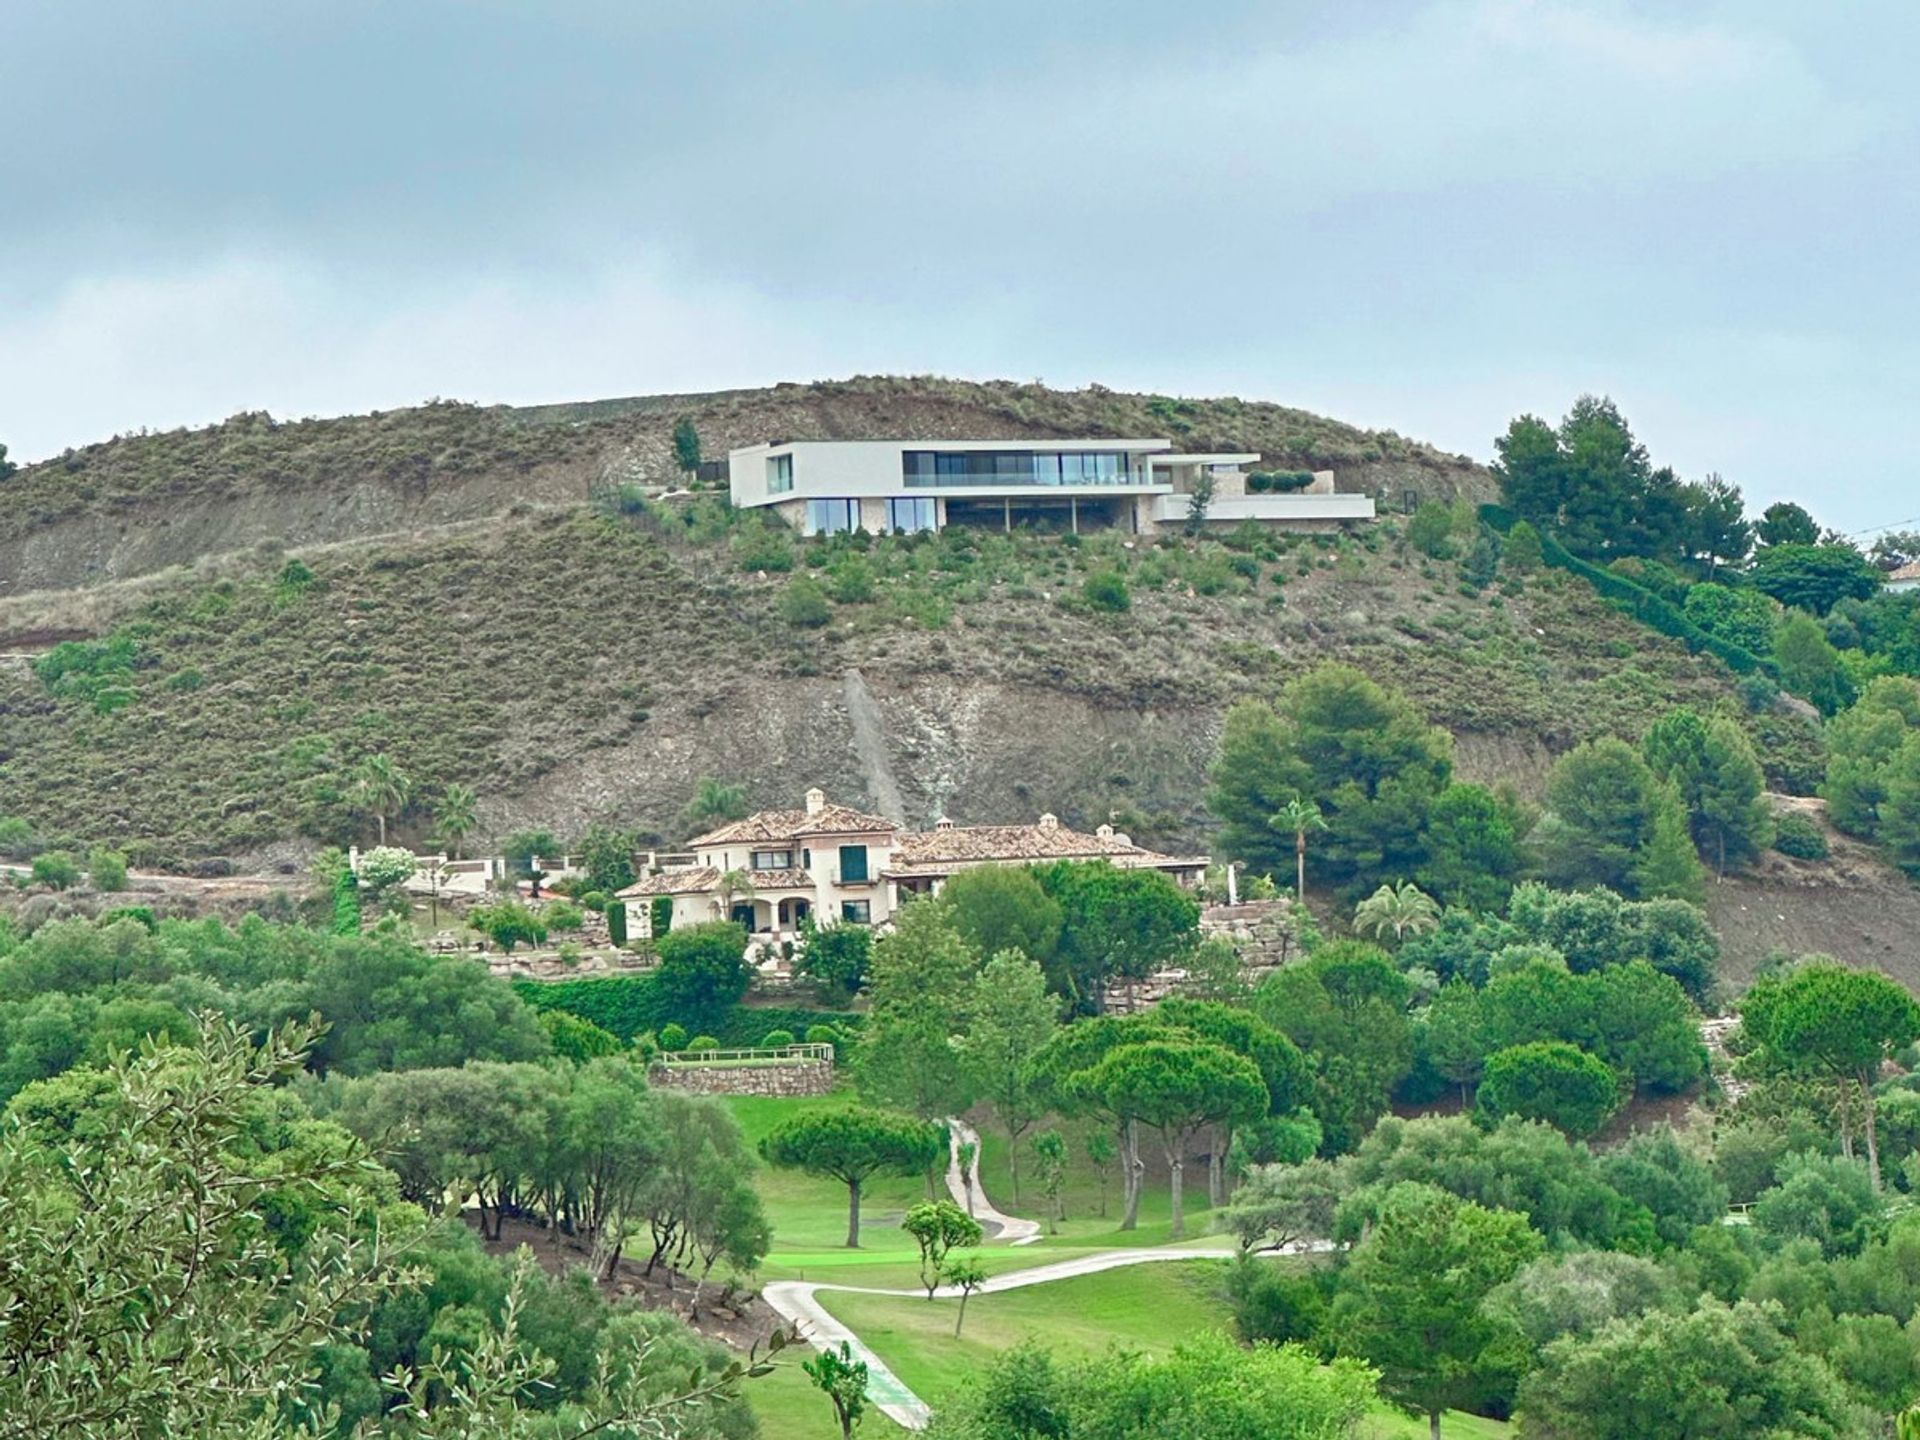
[616,787,1208,942]
[726,438,1377,537]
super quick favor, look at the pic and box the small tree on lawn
[760,1108,946,1248]
[956,1139,978,1216]
[1090,1039,1267,1239]
[903,1199,982,1300]
[1086,1131,1115,1217]
[943,1254,988,1338]
[1031,1129,1067,1232]
[803,1341,868,1439]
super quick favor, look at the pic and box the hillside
[8,374,1890,983]
[1,500,1773,860]
[0,376,1488,597]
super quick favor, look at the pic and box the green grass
[817,1260,1233,1402]
[724,1091,933,1281]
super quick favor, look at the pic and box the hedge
[1247,469,1314,494]
[607,900,628,947]
[510,973,862,1047]
[1478,504,1778,679]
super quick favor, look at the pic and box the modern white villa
[726,438,1376,537]
[616,787,1208,942]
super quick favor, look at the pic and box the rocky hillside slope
[1,501,1771,866]
[0,376,1489,597]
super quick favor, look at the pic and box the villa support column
[1070,495,1078,534]
[1003,496,1011,533]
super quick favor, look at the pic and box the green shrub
[649,896,673,938]
[779,574,832,628]
[30,852,82,891]
[0,816,40,862]
[827,556,876,603]
[760,1028,796,1049]
[606,899,628,946]
[164,669,204,693]
[1772,812,1830,861]
[1407,501,1457,558]
[659,1022,690,1052]
[732,523,795,573]
[1246,470,1313,494]
[806,1023,843,1054]
[1502,520,1543,573]
[87,847,129,892]
[578,889,607,913]
[1082,569,1131,613]
[543,901,585,931]
[688,1034,720,1052]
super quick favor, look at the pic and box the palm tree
[1353,881,1441,944]
[684,776,748,831]
[349,755,412,847]
[434,783,478,859]
[1269,797,1328,903]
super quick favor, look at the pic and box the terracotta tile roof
[689,803,896,846]
[1890,561,1920,583]
[735,867,815,889]
[885,818,1206,876]
[616,867,722,899]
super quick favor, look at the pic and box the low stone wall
[649,1058,835,1097]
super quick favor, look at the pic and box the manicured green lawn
[723,1091,933,1281]
[819,1259,1234,1403]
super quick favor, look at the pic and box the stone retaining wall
[649,1058,835,1097]
[1200,899,1304,975]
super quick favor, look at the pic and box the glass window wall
[901,450,1138,488]
[805,498,860,535]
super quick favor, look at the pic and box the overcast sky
[3,1,1915,533]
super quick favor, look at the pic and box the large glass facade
[886,497,937,532]
[768,453,794,494]
[901,450,1138,488]
[805,498,860,535]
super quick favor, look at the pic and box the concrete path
[944,1119,1041,1245]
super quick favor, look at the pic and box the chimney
[935,816,954,830]
[1038,813,1059,831]
[1095,823,1114,840]
[804,787,826,816]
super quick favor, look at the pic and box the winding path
[761,1123,1312,1430]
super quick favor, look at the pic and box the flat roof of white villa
[1151,451,1261,464]
[732,437,1178,454]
